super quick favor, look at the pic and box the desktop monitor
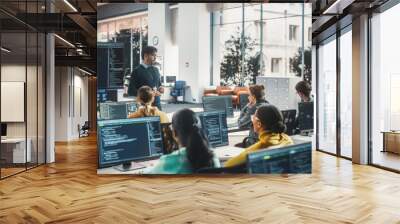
[97,117,164,169]
[1,123,7,137]
[197,111,229,147]
[106,89,118,102]
[298,102,314,133]
[98,101,136,120]
[126,102,137,114]
[202,95,234,117]
[247,142,312,174]
[281,109,297,136]
[97,89,107,103]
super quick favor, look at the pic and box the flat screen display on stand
[97,117,164,170]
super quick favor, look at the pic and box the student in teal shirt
[146,109,220,174]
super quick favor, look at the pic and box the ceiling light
[78,67,92,76]
[322,0,354,15]
[1,47,11,53]
[63,0,78,12]
[54,34,75,48]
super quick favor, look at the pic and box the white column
[352,14,369,164]
[178,3,211,103]
[46,33,55,163]
[148,4,172,81]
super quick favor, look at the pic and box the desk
[96,134,313,175]
[382,131,400,154]
[97,159,159,175]
[1,138,32,163]
[97,132,246,175]
[291,134,313,143]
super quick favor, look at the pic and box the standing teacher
[128,46,164,110]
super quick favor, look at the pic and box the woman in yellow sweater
[224,104,293,167]
[128,85,169,123]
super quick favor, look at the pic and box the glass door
[317,35,337,155]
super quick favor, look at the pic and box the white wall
[55,67,89,141]
[147,3,211,102]
[178,3,211,103]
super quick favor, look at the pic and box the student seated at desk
[146,109,220,174]
[128,86,169,123]
[225,104,293,167]
[237,84,269,147]
[295,81,313,103]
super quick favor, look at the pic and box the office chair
[170,80,186,103]
[79,121,90,138]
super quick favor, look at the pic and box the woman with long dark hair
[237,84,269,147]
[225,104,293,167]
[147,109,220,174]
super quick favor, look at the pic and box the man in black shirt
[128,46,164,110]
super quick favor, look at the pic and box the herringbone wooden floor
[1,135,400,224]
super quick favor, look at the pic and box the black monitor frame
[281,109,297,136]
[298,102,314,133]
[98,101,136,120]
[97,116,164,169]
[247,141,312,174]
[202,95,234,118]
[197,110,229,148]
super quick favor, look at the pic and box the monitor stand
[114,162,146,172]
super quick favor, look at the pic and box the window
[340,28,352,158]
[370,3,400,171]
[317,36,337,155]
[289,25,298,41]
[271,58,281,73]
[212,3,312,84]
[308,27,312,41]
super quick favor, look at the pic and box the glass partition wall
[370,2,400,172]
[0,2,46,179]
[316,25,352,159]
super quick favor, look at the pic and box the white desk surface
[97,133,312,175]
[1,138,29,143]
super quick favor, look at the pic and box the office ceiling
[0,0,97,74]
[312,0,390,44]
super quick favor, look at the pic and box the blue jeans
[153,96,162,111]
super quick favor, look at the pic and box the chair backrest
[174,80,186,89]
[197,164,247,174]
[82,121,90,129]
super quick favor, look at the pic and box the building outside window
[271,58,282,73]
[289,25,298,41]
[212,3,312,86]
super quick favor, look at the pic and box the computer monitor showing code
[98,117,164,168]
[247,142,312,174]
[98,101,137,120]
[197,111,229,147]
[298,102,314,132]
[203,95,234,117]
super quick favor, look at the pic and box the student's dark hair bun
[255,104,286,134]
[270,121,286,133]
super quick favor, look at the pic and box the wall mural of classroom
[96,3,314,175]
